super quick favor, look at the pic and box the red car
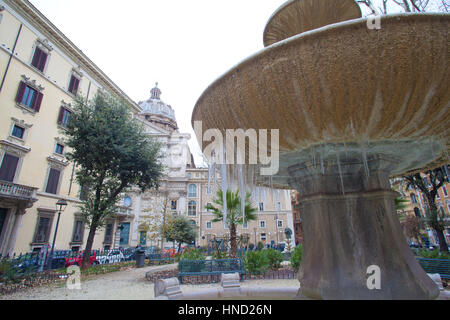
[65,251,98,267]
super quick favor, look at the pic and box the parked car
[13,253,41,272]
[122,248,137,261]
[65,251,98,267]
[96,250,124,265]
[144,246,159,258]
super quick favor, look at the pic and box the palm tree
[206,189,257,258]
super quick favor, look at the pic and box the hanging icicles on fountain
[220,147,228,228]
[238,164,246,225]
[336,147,345,195]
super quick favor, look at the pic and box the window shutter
[0,154,19,182]
[33,92,43,112]
[37,50,48,72]
[57,107,64,124]
[31,48,42,69]
[15,82,27,103]
[45,168,60,194]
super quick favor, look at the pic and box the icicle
[320,152,325,175]
[336,149,345,195]
[221,148,228,228]
[238,164,246,225]
[361,141,370,179]
[212,162,217,195]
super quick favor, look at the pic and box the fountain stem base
[288,155,439,300]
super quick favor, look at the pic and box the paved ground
[1,265,447,300]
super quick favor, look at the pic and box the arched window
[188,184,197,197]
[190,220,196,226]
[410,194,417,204]
[188,201,197,216]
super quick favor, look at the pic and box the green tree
[206,189,257,258]
[163,215,197,252]
[403,167,449,253]
[64,94,164,269]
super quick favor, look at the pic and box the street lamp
[47,199,67,269]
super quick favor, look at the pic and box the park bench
[417,258,450,280]
[147,253,174,265]
[178,258,245,284]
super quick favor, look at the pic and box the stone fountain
[192,0,449,299]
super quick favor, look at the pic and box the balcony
[114,205,135,218]
[0,180,38,206]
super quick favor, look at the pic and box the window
[206,221,212,229]
[11,125,25,139]
[277,220,283,228]
[188,201,197,216]
[206,186,212,194]
[437,192,441,199]
[206,203,212,212]
[31,46,48,72]
[79,184,89,201]
[414,207,421,218]
[171,200,177,210]
[443,186,448,197]
[439,206,446,218]
[261,233,266,241]
[55,144,64,155]
[188,184,197,197]
[190,220,196,226]
[72,220,84,243]
[410,194,417,204]
[57,107,71,127]
[259,203,264,211]
[34,216,52,243]
[0,154,19,182]
[123,196,132,207]
[260,221,266,228]
[45,168,61,194]
[119,222,130,246]
[15,82,43,111]
[104,223,113,244]
[68,75,80,95]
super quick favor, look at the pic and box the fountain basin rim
[191,12,450,129]
[262,0,362,47]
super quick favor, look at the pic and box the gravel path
[0,264,300,300]
[1,264,177,300]
[2,266,447,300]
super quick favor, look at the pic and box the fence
[0,247,140,282]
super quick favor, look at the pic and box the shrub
[179,248,205,261]
[257,242,264,251]
[243,251,269,274]
[290,245,303,270]
[417,248,450,260]
[212,250,228,259]
[248,243,255,251]
[263,249,283,270]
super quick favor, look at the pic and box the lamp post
[47,199,67,270]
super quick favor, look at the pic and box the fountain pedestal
[288,155,439,300]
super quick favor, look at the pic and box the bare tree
[357,0,441,13]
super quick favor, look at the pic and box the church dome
[139,83,178,131]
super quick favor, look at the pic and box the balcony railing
[0,180,38,202]
[114,205,134,218]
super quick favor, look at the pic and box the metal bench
[417,258,450,280]
[178,258,245,284]
[147,253,174,265]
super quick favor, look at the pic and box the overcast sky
[28,0,442,166]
